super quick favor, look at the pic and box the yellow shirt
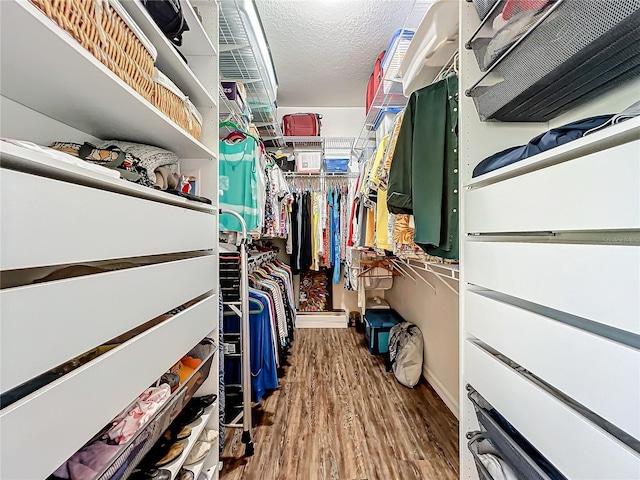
[376,188,392,251]
[369,134,390,188]
[365,206,376,248]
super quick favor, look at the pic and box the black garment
[291,196,300,274]
[300,193,313,272]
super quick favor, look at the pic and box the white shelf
[180,0,219,57]
[464,116,640,189]
[165,402,219,479]
[189,449,218,480]
[0,1,216,160]
[120,0,217,109]
[0,142,216,213]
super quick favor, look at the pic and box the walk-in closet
[1,0,639,479]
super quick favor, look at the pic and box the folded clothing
[473,115,613,177]
[106,384,171,445]
[94,140,179,186]
[49,141,154,187]
[53,441,121,480]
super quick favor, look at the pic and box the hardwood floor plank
[221,329,459,480]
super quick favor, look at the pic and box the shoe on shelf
[175,404,205,427]
[164,425,192,442]
[192,394,217,408]
[129,468,171,480]
[200,429,219,443]
[155,441,186,468]
[176,468,195,480]
[183,441,212,466]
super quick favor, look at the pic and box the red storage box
[283,113,322,136]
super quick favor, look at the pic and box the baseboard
[296,312,348,328]
[424,367,459,419]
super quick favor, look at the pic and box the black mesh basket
[467,0,640,121]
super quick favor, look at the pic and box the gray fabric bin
[466,387,567,480]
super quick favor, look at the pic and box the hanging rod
[283,172,358,178]
[247,250,278,272]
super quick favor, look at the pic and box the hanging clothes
[387,75,459,260]
[376,188,392,251]
[247,289,279,402]
[219,138,260,232]
[332,189,341,284]
[340,188,348,261]
[376,110,404,192]
[301,192,313,272]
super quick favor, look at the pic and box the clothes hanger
[358,259,401,277]
[223,297,264,315]
[219,121,260,144]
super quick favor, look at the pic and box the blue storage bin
[381,28,416,72]
[324,158,349,173]
[373,107,403,131]
[364,309,403,355]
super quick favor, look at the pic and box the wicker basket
[153,69,203,141]
[29,0,157,103]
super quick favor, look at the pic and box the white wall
[278,106,365,138]
[385,273,460,417]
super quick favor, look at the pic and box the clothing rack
[283,172,359,178]
[218,209,254,458]
[247,250,279,273]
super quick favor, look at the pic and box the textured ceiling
[255,0,416,107]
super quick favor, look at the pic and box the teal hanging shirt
[219,139,260,232]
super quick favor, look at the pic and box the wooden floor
[221,329,459,480]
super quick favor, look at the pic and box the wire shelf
[283,137,355,152]
[219,0,283,146]
[352,0,433,156]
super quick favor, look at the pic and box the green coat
[386,76,459,259]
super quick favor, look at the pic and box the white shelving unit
[459,0,640,478]
[0,0,221,479]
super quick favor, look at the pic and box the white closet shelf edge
[181,0,219,57]
[0,143,217,214]
[464,116,640,189]
[0,1,216,160]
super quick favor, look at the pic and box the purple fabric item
[53,441,121,480]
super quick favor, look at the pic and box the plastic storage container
[364,309,403,355]
[381,28,415,94]
[295,151,322,173]
[324,158,349,173]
